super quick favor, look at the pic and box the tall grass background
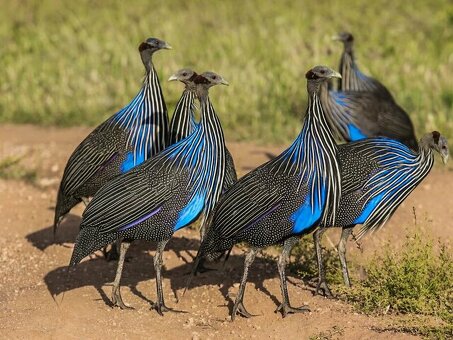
[1,0,452,144]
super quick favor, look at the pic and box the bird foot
[111,288,134,310]
[275,302,310,318]
[231,301,256,321]
[150,302,187,316]
[314,280,334,298]
[102,245,120,261]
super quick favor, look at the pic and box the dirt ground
[0,124,451,339]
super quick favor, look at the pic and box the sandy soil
[0,124,451,339]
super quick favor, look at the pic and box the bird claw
[111,289,134,310]
[314,280,334,298]
[231,301,256,321]
[102,245,120,261]
[275,302,310,318]
[150,302,187,316]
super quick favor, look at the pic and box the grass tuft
[0,156,37,184]
[339,231,453,337]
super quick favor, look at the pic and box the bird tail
[69,226,112,267]
[53,188,81,236]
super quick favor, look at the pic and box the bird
[333,32,393,100]
[54,37,171,233]
[188,66,342,320]
[168,69,237,197]
[319,73,418,150]
[313,131,449,297]
[69,71,229,315]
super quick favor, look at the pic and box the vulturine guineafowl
[168,69,237,196]
[54,38,171,232]
[313,131,449,297]
[69,72,229,315]
[319,78,418,150]
[333,32,393,100]
[187,66,342,320]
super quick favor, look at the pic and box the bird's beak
[332,35,342,41]
[441,153,449,165]
[162,42,172,50]
[168,74,178,81]
[220,78,229,86]
[330,70,342,79]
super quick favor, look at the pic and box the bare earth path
[0,125,451,339]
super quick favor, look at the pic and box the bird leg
[338,227,354,287]
[151,240,185,315]
[275,237,310,317]
[313,228,333,298]
[111,241,133,309]
[231,247,259,321]
[81,197,90,206]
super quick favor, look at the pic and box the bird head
[196,72,229,88]
[430,131,449,164]
[139,37,171,72]
[332,32,354,52]
[139,37,172,53]
[305,66,341,95]
[305,66,342,81]
[168,69,198,85]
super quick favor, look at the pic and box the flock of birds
[52,33,449,320]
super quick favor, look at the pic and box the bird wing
[81,156,187,234]
[60,122,127,195]
[210,162,288,240]
[337,141,380,196]
[341,92,415,142]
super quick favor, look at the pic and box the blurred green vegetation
[0,156,37,183]
[1,0,452,143]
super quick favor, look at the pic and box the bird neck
[418,135,435,158]
[190,95,226,217]
[112,61,169,164]
[169,89,196,144]
[339,49,359,91]
[284,90,341,226]
[318,81,350,141]
[198,96,224,140]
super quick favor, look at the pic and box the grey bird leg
[338,227,354,287]
[151,240,185,315]
[313,228,333,298]
[231,247,259,321]
[275,237,310,317]
[81,197,90,206]
[111,241,132,309]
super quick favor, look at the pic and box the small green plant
[340,232,453,338]
[0,156,37,184]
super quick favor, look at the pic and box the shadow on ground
[42,236,305,312]
[25,214,81,250]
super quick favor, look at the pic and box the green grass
[339,232,453,338]
[0,156,37,183]
[1,0,452,143]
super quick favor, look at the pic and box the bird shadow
[25,214,81,251]
[43,237,298,312]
